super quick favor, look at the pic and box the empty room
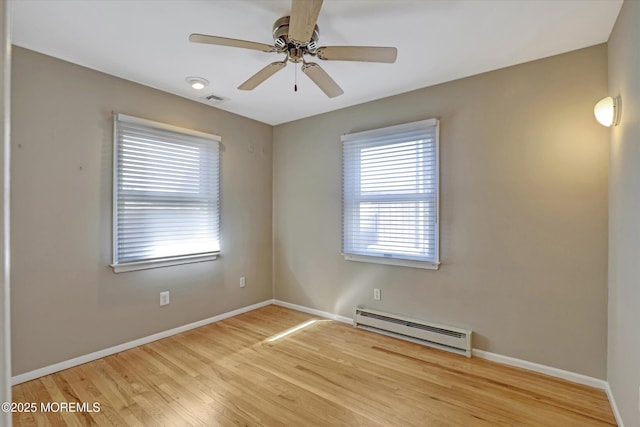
[0,0,638,425]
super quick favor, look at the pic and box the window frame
[111,114,221,273]
[341,118,440,270]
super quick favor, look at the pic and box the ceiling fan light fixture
[186,76,209,90]
[274,37,287,49]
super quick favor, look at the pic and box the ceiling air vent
[202,93,227,103]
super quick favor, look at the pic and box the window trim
[344,254,439,270]
[341,118,440,269]
[111,253,218,273]
[111,113,221,273]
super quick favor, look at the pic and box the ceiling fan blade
[238,61,287,90]
[316,46,398,63]
[289,0,323,44]
[301,62,343,98]
[189,34,275,53]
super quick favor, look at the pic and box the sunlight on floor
[266,319,318,342]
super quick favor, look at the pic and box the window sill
[344,254,439,270]
[111,253,219,273]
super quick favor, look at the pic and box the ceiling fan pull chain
[294,63,298,92]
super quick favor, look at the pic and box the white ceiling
[12,0,622,125]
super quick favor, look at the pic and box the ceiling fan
[189,0,397,98]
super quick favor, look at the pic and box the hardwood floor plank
[12,305,616,426]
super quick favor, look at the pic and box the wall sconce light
[186,76,209,90]
[594,95,621,127]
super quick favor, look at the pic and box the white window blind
[342,119,439,268]
[112,114,220,272]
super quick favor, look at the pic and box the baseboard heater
[354,306,472,357]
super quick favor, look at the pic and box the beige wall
[607,0,640,424]
[11,47,273,375]
[273,45,609,378]
[0,0,11,422]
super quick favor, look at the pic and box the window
[342,119,439,269]
[112,114,220,272]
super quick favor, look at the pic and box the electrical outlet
[160,291,170,306]
[240,276,246,288]
[373,288,381,301]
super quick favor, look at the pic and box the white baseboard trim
[11,299,274,386]
[471,349,607,390]
[273,299,353,325]
[605,383,625,427]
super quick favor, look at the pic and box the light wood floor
[12,305,616,426]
